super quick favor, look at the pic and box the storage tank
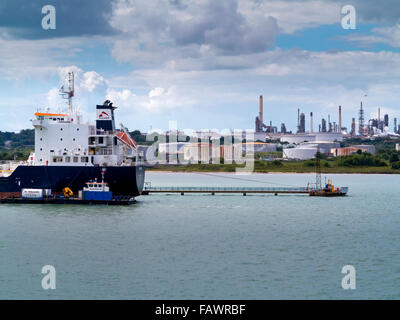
[283,147,318,160]
[280,134,316,144]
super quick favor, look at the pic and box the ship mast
[60,72,75,115]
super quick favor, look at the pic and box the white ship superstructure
[29,72,137,167]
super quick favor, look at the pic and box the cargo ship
[0,72,145,199]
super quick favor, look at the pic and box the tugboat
[308,149,348,197]
[81,169,113,201]
[0,72,145,199]
[309,180,348,197]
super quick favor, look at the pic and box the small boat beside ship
[1,176,135,205]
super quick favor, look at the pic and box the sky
[0,0,399,133]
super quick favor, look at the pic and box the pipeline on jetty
[142,186,309,196]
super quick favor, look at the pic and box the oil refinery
[254,94,395,160]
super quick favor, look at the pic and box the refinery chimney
[259,95,263,124]
[299,113,305,133]
[378,107,381,131]
[339,105,342,134]
[310,112,313,133]
[297,108,300,133]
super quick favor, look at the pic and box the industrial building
[280,132,343,144]
[279,104,344,144]
[242,142,278,153]
[331,145,376,157]
[251,93,400,143]
[255,95,281,134]
[183,143,243,163]
[137,145,157,162]
[283,141,340,160]
[158,142,189,154]
[253,94,400,140]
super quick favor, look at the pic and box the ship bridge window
[73,157,79,163]
[81,157,89,163]
[53,156,63,163]
[65,156,71,163]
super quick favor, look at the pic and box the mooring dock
[142,186,309,196]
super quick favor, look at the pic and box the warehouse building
[331,145,376,157]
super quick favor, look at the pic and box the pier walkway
[142,186,309,196]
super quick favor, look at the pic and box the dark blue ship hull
[0,165,145,197]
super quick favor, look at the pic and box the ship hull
[0,165,145,198]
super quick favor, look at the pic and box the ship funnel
[96,100,117,132]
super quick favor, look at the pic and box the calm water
[0,172,399,299]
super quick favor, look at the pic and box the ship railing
[144,186,309,192]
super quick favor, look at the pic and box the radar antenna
[60,72,75,114]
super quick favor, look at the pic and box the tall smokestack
[328,114,331,132]
[339,105,342,134]
[310,112,313,133]
[378,107,380,123]
[259,95,263,124]
[297,108,300,133]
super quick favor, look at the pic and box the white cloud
[2,0,400,133]
[109,0,281,69]
[343,24,400,48]
[102,47,400,130]
[106,85,196,114]
[81,71,107,92]
[238,0,341,34]
[149,87,165,98]
[0,37,86,79]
